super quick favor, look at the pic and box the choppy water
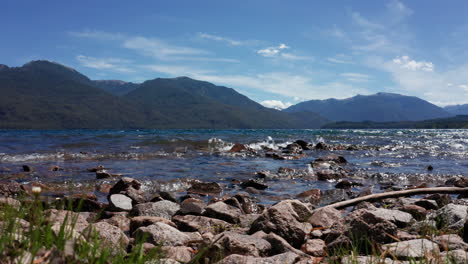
[0,129,467,204]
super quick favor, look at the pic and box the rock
[87,165,104,172]
[319,189,349,206]
[432,234,468,251]
[232,193,263,214]
[217,252,300,264]
[96,170,113,179]
[283,143,302,154]
[445,176,468,187]
[22,165,33,172]
[187,182,222,195]
[400,204,427,221]
[427,165,433,171]
[315,142,328,150]
[341,256,407,264]
[203,202,243,224]
[465,219,468,243]
[314,154,347,164]
[308,207,343,228]
[162,246,193,263]
[244,187,261,194]
[0,181,22,197]
[83,222,130,253]
[296,189,321,204]
[439,249,468,264]
[346,209,398,244]
[45,209,89,233]
[172,215,231,234]
[430,203,467,230]
[133,222,200,246]
[229,143,247,152]
[179,198,206,215]
[382,239,440,259]
[252,231,308,257]
[301,239,326,257]
[0,197,21,209]
[129,216,176,234]
[397,230,419,241]
[295,140,311,150]
[249,200,312,248]
[132,200,180,219]
[369,208,414,227]
[109,177,145,204]
[316,169,347,181]
[211,231,271,257]
[425,194,451,208]
[240,179,268,190]
[335,180,352,189]
[158,191,177,203]
[256,170,278,179]
[101,214,130,232]
[108,194,133,212]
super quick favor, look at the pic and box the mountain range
[0,60,326,129]
[444,104,468,115]
[0,60,464,129]
[285,93,452,122]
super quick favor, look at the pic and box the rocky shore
[0,140,467,263]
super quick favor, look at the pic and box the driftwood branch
[319,187,468,210]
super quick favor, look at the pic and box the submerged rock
[314,154,347,164]
[187,182,222,195]
[240,179,268,190]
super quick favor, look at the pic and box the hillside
[0,61,145,129]
[0,60,328,129]
[285,92,452,122]
[124,77,328,128]
[322,115,468,129]
[444,104,468,115]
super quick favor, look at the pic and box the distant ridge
[0,60,328,129]
[285,92,452,122]
[444,104,468,115]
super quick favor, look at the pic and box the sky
[2,0,468,108]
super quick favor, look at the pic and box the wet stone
[187,182,222,196]
[240,179,268,190]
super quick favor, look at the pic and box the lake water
[0,129,467,204]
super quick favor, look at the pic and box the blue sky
[2,0,468,108]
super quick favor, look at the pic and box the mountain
[0,60,145,129]
[444,104,468,115]
[285,92,452,122]
[92,80,139,96]
[124,77,328,128]
[0,60,328,129]
[322,115,468,129]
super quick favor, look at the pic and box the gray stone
[439,249,468,264]
[217,252,300,264]
[130,216,176,234]
[134,222,201,246]
[341,256,409,264]
[308,207,342,228]
[101,213,130,232]
[430,203,467,230]
[249,200,312,248]
[83,222,130,254]
[211,231,271,257]
[345,209,398,244]
[161,246,193,263]
[109,194,133,211]
[370,208,414,227]
[0,197,21,209]
[301,239,326,257]
[203,201,243,224]
[382,239,440,259]
[45,209,89,233]
[132,200,180,219]
[432,234,468,251]
[172,215,231,234]
[179,198,206,215]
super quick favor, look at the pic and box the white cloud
[351,12,383,30]
[341,72,372,82]
[144,64,212,76]
[257,43,289,57]
[280,53,314,61]
[393,56,434,72]
[260,100,292,110]
[386,0,413,23]
[76,55,134,73]
[459,84,468,91]
[327,54,354,64]
[123,36,209,60]
[69,30,124,40]
[198,33,253,46]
